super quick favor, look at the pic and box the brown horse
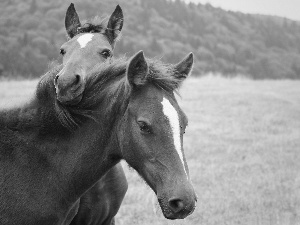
[57,4,127,225]
[0,51,196,224]
[55,3,123,105]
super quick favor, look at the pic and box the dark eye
[100,49,111,58]
[60,48,66,55]
[138,121,152,134]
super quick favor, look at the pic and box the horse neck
[55,78,130,202]
[60,120,120,199]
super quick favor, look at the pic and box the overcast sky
[184,0,300,21]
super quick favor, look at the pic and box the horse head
[118,51,197,219]
[54,3,123,105]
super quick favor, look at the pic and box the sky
[184,0,300,21]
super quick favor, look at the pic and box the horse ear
[126,51,149,87]
[106,5,124,46]
[65,3,81,38]
[174,53,194,81]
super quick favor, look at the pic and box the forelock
[74,16,108,37]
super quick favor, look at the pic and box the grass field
[1,76,300,225]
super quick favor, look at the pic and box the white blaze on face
[77,33,94,48]
[161,97,187,176]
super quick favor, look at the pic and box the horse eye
[138,121,152,134]
[60,48,66,56]
[100,50,111,58]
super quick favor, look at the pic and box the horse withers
[0,51,196,224]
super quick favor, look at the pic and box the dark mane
[54,56,182,131]
[84,56,182,99]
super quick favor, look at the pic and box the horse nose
[68,74,82,89]
[168,197,185,214]
[56,72,82,91]
[55,71,85,104]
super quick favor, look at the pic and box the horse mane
[54,56,182,131]
[84,56,182,99]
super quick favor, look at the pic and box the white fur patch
[77,33,94,48]
[161,97,187,176]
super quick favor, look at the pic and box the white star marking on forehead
[77,33,94,48]
[161,97,187,176]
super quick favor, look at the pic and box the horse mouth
[56,83,85,105]
[57,92,83,105]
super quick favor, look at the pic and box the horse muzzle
[157,187,197,220]
[54,74,85,105]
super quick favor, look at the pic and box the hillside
[1,0,300,79]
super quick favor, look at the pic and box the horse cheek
[118,118,133,160]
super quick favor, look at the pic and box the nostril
[74,74,81,86]
[168,198,184,214]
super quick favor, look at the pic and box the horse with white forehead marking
[55,4,127,225]
[54,3,123,105]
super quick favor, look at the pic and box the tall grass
[1,76,299,225]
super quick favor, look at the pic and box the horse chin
[57,92,83,105]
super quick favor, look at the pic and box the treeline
[1,0,300,79]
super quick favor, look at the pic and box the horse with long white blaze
[0,51,196,224]
[119,52,197,219]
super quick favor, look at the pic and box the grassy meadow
[0,76,300,225]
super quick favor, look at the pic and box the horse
[55,3,123,105]
[0,50,197,224]
[57,4,127,225]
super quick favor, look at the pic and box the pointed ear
[106,5,124,46]
[174,52,194,81]
[65,3,81,38]
[126,51,149,87]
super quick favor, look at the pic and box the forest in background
[1,0,300,79]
